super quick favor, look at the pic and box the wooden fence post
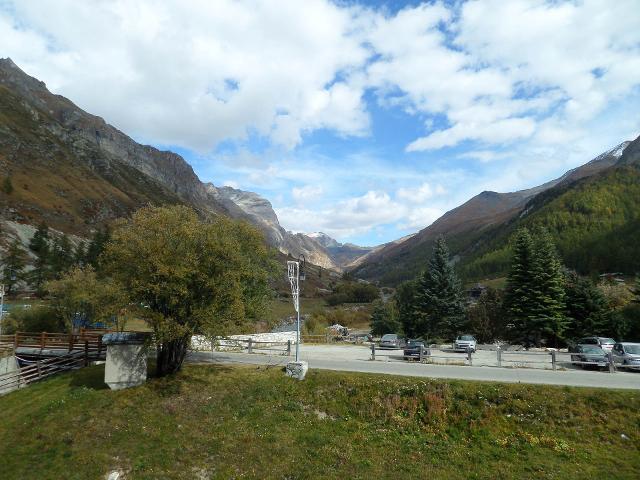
[14,333,18,349]
[68,333,74,352]
[371,343,375,361]
[551,351,557,371]
[287,340,292,356]
[84,340,89,367]
[248,338,253,354]
[497,347,502,368]
[467,348,472,366]
[40,332,46,349]
[419,345,424,363]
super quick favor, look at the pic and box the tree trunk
[156,335,190,377]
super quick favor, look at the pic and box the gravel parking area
[188,343,640,389]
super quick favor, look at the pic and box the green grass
[1,364,639,479]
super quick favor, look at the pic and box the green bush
[6,306,65,333]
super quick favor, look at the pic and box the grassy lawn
[1,365,639,479]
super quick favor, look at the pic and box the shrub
[7,306,65,333]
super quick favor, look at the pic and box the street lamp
[286,254,306,362]
[0,284,5,337]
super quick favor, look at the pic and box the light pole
[0,284,5,337]
[286,255,305,362]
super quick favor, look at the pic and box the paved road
[188,345,640,390]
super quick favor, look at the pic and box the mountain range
[352,137,640,285]
[0,58,366,270]
[1,57,639,287]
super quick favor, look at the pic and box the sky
[2,0,640,246]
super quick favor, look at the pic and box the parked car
[612,343,640,370]
[569,344,609,369]
[453,334,477,352]
[576,336,616,352]
[379,334,406,349]
[403,339,428,360]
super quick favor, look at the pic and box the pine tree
[74,241,87,267]
[505,228,537,344]
[1,176,13,194]
[467,287,506,342]
[412,236,465,340]
[530,230,567,346]
[564,271,608,338]
[50,234,74,277]
[29,222,49,255]
[2,238,27,294]
[395,279,418,337]
[369,299,402,336]
[28,222,51,295]
[86,227,110,268]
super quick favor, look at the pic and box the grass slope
[1,364,639,479]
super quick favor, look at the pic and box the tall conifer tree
[412,236,465,340]
[505,228,537,344]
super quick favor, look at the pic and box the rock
[285,361,308,380]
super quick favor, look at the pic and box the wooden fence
[0,331,105,359]
[0,350,88,395]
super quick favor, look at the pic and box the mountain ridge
[351,138,635,285]
[0,58,368,270]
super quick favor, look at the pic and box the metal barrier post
[608,352,616,373]
[467,348,472,366]
[497,346,502,367]
[247,338,253,354]
[371,343,375,361]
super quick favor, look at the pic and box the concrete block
[285,360,308,380]
[104,344,147,390]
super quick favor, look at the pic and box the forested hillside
[461,162,640,281]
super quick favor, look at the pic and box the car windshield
[408,339,424,346]
[624,345,640,354]
[381,334,397,341]
[581,346,604,354]
[599,338,615,345]
[458,335,475,341]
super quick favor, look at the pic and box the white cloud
[292,185,324,203]
[397,182,445,202]
[276,190,405,238]
[0,0,372,152]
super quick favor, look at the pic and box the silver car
[379,333,405,349]
[454,334,477,352]
[612,343,640,370]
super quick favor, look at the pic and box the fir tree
[369,299,402,336]
[74,241,87,267]
[29,222,49,255]
[530,229,567,346]
[412,236,465,340]
[505,228,537,344]
[28,222,52,295]
[564,271,608,339]
[395,279,418,337]
[86,227,110,268]
[467,287,506,342]
[1,176,13,194]
[2,238,27,294]
[50,234,74,277]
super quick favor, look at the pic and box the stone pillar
[285,360,308,380]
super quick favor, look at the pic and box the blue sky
[2,0,640,246]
